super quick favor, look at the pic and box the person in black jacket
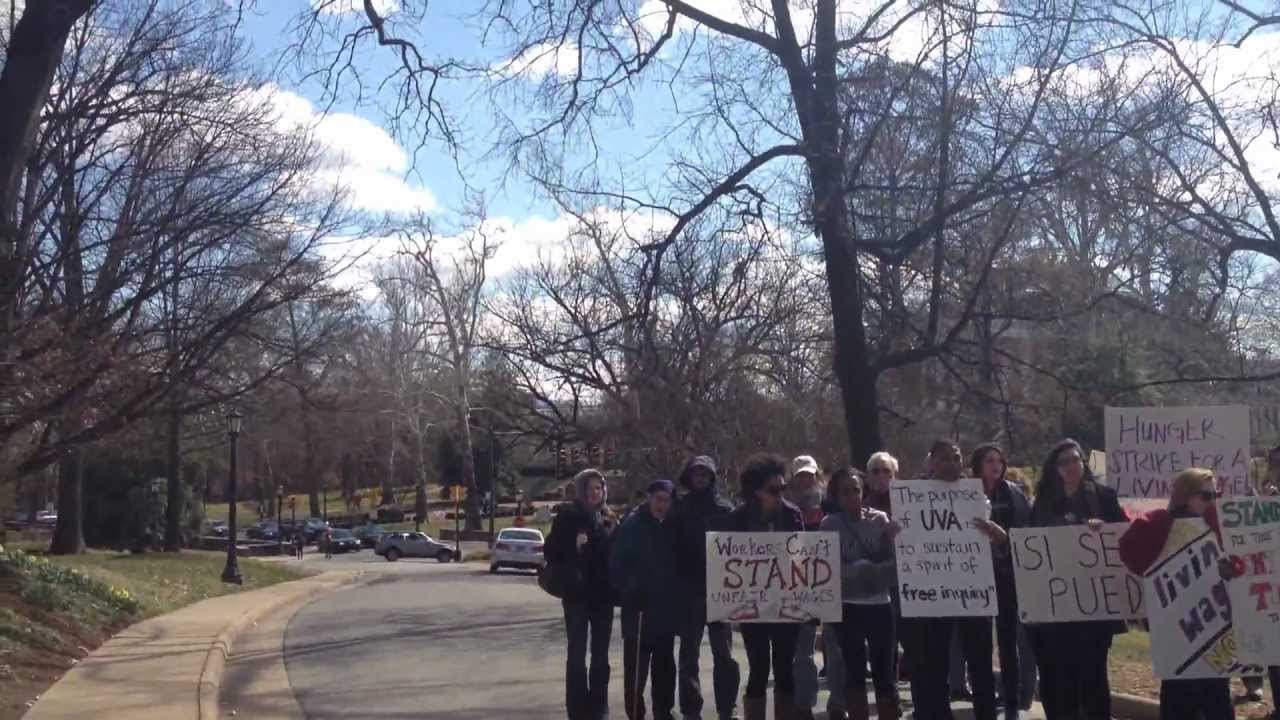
[971,444,1031,720]
[545,469,619,720]
[1028,439,1128,720]
[727,453,804,720]
[669,455,741,720]
[613,479,682,720]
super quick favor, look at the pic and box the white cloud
[253,85,436,214]
[309,0,399,17]
[496,41,582,80]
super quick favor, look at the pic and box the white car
[489,528,545,573]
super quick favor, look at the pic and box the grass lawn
[0,548,309,718]
[46,550,310,618]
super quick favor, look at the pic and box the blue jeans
[564,600,614,720]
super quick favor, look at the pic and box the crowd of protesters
[542,441,1280,720]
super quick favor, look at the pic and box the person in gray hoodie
[820,467,900,720]
[669,455,740,720]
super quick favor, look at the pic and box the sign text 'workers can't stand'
[704,532,841,623]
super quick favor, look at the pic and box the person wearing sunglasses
[725,453,804,720]
[1028,439,1128,720]
[1119,468,1232,720]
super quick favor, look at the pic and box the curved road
[280,563,1018,719]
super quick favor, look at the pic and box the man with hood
[669,455,741,720]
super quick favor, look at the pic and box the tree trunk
[414,427,428,531]
[456,400,481,532]
[807,0,884,468]
[163,406,183,551]
[303,404,319,517]
[49,420,85,555]
[381,418,397,507]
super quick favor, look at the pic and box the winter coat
[1118,505,1222,577]
[545,502,618,607]
[669,476,735,601]
[725,498,804,533]
[610,506,682,638]
[987,479,1032,581]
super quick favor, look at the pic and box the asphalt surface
[280,563,1044,719]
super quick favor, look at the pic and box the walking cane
[632,610,644,720]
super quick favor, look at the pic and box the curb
[1112,691,1159,720]
[196,571,363,720]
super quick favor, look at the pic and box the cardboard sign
[1010,524,1144,623]
[1218,497,1280,556]
[890,478,998,617]
[705,532,841,623]
[1144,518,1261,678]
[1106,405,1251,498]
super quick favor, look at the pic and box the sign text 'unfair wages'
[705,532,841,623]
[891,478,998,617]
[1010,523,1143,623]
[1106,405,1251,499]
[1145,519,1260,679]
[1217,496,1280,664]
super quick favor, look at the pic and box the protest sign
[1145,518,1261,679]
[1010,523,1143,623]
[1106,405,1251,499]
[1218,497,1280,556]
[705,532,841,623]
[890,478,997,617]
[1216,496,1280,663]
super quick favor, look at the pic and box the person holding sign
[971,443,1032,720]
[903,440,1002,720]
[612,479,682,720]
[1119,468,1234,720]
[724,453,805,720]
[545,469,619,720]
[1028,440,1128,720]
[822,467,900,720]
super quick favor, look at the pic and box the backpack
[537,557,583,599]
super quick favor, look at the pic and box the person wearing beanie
[546,468,619,720]
[726,453,804,720]
[612,478,681,720]
[786,455,846,720]
[1119,467,1233,720]
[1029,440,1127,720]
[669,455,741,720]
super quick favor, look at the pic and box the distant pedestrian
[727,453,803,720]
[294,532,305,560]
[612,479,680,720]
[322,528,332,560]
[546,468,618,720]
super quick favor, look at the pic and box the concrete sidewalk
[24,571,360,720]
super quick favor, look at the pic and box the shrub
[2,549,141,616]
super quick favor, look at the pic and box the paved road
[280,564,1047,719]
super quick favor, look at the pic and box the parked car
[489,528,545,573]
[34,511,57,526]
[353,524,387,548]
[326,528,361,554]
[375,532,457,563]
[300,517,330,542]
[207,520,229,538]
[246,521,281,541]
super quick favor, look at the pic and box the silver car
[375,532,458,563]
[489,528,545,573]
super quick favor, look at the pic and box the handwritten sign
[705,532,841,623]
[890,478,997,617]
[1254,406,1280,442]
[1010,524,1143,623]
[1218,497,1280,556]
[1143,519,1261,678]
[1106,405,1251,498]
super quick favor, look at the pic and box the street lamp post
[220,410,243,585]
[276,485,285,556]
